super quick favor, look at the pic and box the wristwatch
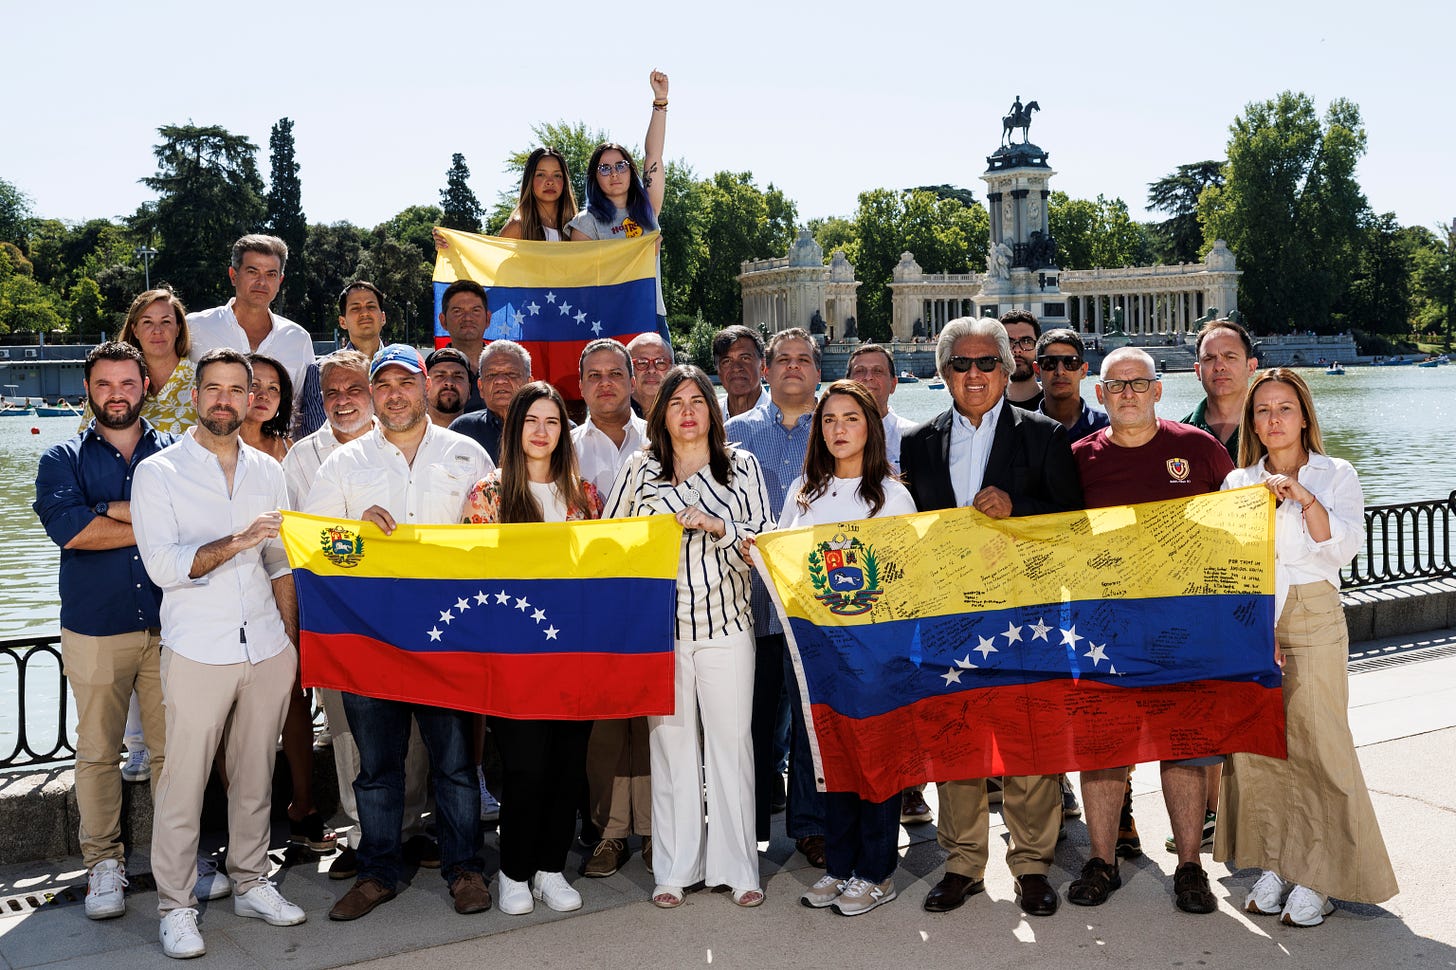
[94,501,110,518]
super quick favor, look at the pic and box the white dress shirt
[947,396,1005,507]
[132,430,293,665]
[1223,452,1364,618]
[778,474,918,529]
[304,422,494,526]
[720,386,771,419]
[187,299,316,403]
[883,408,919,473]
[282,420,376,508]
[572,413,648,497]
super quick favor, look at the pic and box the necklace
[1266,452,1308,477]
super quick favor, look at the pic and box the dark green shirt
[1181,398,1240,462]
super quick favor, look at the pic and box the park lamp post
[134,245,157,290]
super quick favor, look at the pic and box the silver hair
[1099,346,1158,380]
[478,340,532,377]
[318,348,370,385]
[935,317,1013,378]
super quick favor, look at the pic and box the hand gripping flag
[752,486,1285,801]
[432,228,659,401]
[281,510,679,719]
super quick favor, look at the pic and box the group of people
[35,120,1397,956]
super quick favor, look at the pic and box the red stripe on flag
[809,678,1286,801]
[516,334,647,402]
[301,632,673,719]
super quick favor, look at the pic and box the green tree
[687,171,799,328]
[1146,160,1224,263]
[1049,193,1150,269]
[0,265,66,335]
[1413,222,1456,347]
[1199,92,1368,332]
[132,124,267,309]
[492,121,610,230]
[1,177,31,245]
[296,222,370,334]
[356,232,432,345]
[1338,211,1411,333]
[657,161,705,319]
[439,153,483,233]
[808,216,855,255]
[68,276,106,338]
[266,118,308,317]
[374,205,444,266]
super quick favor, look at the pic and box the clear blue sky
[6,1,1453,237]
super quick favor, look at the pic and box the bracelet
[652,98,669,107]
[1300,497,1318,512]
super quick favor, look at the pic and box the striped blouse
[603,448,772,641]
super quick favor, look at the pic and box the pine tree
[439,153,483,233]
[266,118,307,318]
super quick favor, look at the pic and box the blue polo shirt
[34,420,177,636]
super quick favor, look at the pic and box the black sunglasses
[946,355,1002,374]
[1036,355,1084,372]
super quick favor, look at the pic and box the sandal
[288,811,339,855]
[1067,857,1122,907]
[652,885,684,909]
[731,887,765,908]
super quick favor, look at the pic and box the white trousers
[649,630,759,892]
[318,687,430,848]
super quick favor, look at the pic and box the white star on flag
[1029,618,1052,641]
[974,635,998,659]
[1060,624,1082,650]
[1084,642,1109,667]
[439,609,453,624]
[515,597,530,611]
[590,321,603,336]
[475,591,490,605]
[496,590,510,604]
[544,626,559,640]
[545,292,557,303]
[455,598,471,612]
[531,608,546,623]
[1002,622,1023,644]
[527,302,540,315]
[941,667,964,686]
[512,310,524,326]
[574,310,587,324]
[955,654,977,669]
[559,302,571,315]
[428,627,442,642]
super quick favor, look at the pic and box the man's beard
[1010,360,1036,383]
[433,390,464,416]
[199,408,242,436]
[90,395,142,430]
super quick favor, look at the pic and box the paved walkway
[2,629,1453,969]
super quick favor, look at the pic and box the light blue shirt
[948,396,1005,507]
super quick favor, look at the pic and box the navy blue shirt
[449,408,506,464]
[34,420,177,636]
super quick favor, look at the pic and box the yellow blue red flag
[753,487,1285,801]
[432,228,659,401]
[280,510,679,719]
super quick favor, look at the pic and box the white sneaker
[233,879,307,926]
[1280,885,1335,927]
[159,907,205,959]
[194,857,230,900]
[532,871,582,912]
[497,872,534,915]
[1245,869,1288,915]
[477,766,501,823]
[800,874,845,909]
[832,875,897,916]
[84,859,128,919]
[121,749,150,783]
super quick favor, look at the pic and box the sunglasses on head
[946,355,1002,373]
[1036,355,1084,372]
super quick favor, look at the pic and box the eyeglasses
[1036,355,1084,372]
[1100,378,1156,394]
[597,160,631,177]
[1009,336,1038,350]
[946,355,1002,373]
[633,356,672,373]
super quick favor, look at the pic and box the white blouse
[778,475,918,529]
[528,480,568,522]
[1223,452,1364,618]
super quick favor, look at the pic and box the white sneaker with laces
[233,879,306,926]
[1280,885,1335,927]
[498,872,534,915]
[120,748,150,783]
[476,767,501,823]
[194,857,230,900]
[160,907,206,959]
[1245,869,1288,915]
[800,874,845,909]
[85,859,128,920]
[832,875,897,916]
[532,870,582,912]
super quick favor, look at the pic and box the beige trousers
[318,687,430,848]
[61,628,167,867]
[936,774,1061,878]
[152,647,295,915]
[586,716,652,839]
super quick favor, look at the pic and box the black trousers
[488,716,594,882]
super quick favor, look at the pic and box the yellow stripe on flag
[432,228,658,289]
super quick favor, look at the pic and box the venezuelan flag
[432,228,659,401]
[280,510,679,719]
[753,487,1285,801]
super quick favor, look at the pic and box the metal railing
[4,494,1453,771]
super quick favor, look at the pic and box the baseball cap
[424,347,470,372]
[370,343,426,380]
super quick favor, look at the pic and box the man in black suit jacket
[900,316,1082,918]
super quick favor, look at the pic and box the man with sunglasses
[626,333,674,417]
[901,317,1081,918]
[1068,347,1234,915]
[1000,310,1043,409]
[1033,329,1107,444]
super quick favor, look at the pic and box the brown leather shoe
[449,871,492,914]
[922,872,985,913]
[899,788,933,825]
[329,878,397,921]
[796,835,827,869]
[1014,873,1060,917]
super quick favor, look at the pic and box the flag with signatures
[431,228,659,401]
[280,510,679,719]
[752,487,1285,801]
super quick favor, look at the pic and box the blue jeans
[341,693,483,889]
[782,650,825,840]
[824,791,900,883]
